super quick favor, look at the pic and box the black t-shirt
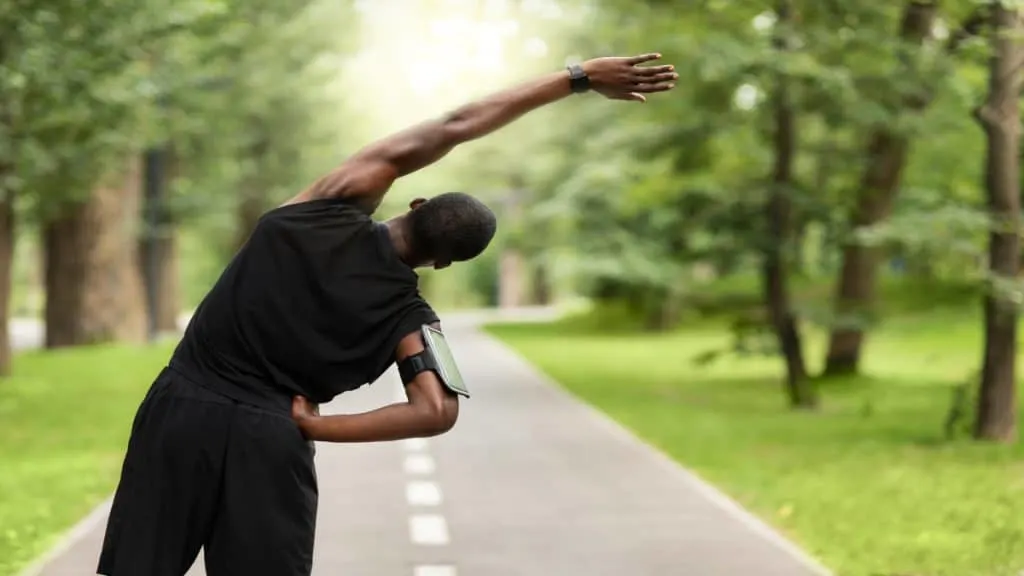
[169,197,439,411]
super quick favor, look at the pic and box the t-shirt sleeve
[367,297,440,385]
[395,299,441,336]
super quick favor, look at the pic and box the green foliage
[0,342,175,575]
[164,0,355,213]
[944,373,981,441]
[465,244,500,307]
[1,0,359,263]
[2,0,221,211]
[447,0,1012,348]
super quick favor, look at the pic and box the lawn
[486,310,1024,576]
[0,343,174,576]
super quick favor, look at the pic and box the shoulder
[266,196,372,219]
[389,297,440,355]
[397,297,439,333]
[287,181,382,216]
[255,197,374,236]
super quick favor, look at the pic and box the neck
[384,216,417,268]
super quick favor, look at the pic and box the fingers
[632,81,676,93]
[634,64,675,76]
[610,92,647,103]
[292,395,318,415]
[633,71,678,84]
[627,52,662,64]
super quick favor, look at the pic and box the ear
[409,197,427,210]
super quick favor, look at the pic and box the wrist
[298,415,323,441]
[566,62,591,94]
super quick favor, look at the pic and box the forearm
[362,70,574,177]
[443,70,573,143]
[304,401,455,443]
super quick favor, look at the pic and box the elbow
[419,396,459,437]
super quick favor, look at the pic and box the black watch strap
[398,350,439,384]
[567,63,590,94]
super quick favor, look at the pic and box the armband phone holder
[398,325,470,398]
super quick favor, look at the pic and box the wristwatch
[566,63,590,94]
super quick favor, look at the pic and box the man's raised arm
[292,53,677,213]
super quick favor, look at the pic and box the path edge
[15,497,113,576]
[478,326,835,576]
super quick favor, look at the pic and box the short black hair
[409,192,497,263]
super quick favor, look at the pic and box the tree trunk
[764,0,816,409]
[153,228,180,332]
[974,3,1022,443]
[498,181,528,310]
[498,249,526,309]
[0,80,16,374]
[792,218,808,277]
[44,158,147,348]
[234,136,271,252]
[235,190,269,251]
[530,261,551,306]
[139,146,181,335]
[823,1,937,376]
[0,188,13,376]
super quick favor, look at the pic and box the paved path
[9,318,45,351]
[7,316,193,352]
[21,314,830,576]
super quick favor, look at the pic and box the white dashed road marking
[397,382,453,574]
[406,481,443,506]
[404,454,436,475]
[403,437,429,451]
[409,514,450,545]
[414,566,457,576]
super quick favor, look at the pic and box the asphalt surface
[17,312,830,576]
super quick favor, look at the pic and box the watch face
[567,65,589,93]
[422,326,470,398]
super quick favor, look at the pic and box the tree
[0,0,240,348]
[0,0,355,352]
[822,0,938,376]
[44,159,147,346]
[0,180,12,375]
[764,0,816,408]
[140,145,182,335]
[974,2,1022,443]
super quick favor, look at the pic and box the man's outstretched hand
[583,53,677,103]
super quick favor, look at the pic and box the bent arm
[302,325,459,443]
[298,70,578,213]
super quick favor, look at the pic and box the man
[97,52,676,576]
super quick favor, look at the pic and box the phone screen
[422,326,470,398]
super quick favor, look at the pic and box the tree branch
[946,5,991,53]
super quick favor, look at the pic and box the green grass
[0,343,174,576]
[486,311,1024,576]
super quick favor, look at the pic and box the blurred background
[1,0,1023,575]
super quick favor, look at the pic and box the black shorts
[97,368,318,576]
